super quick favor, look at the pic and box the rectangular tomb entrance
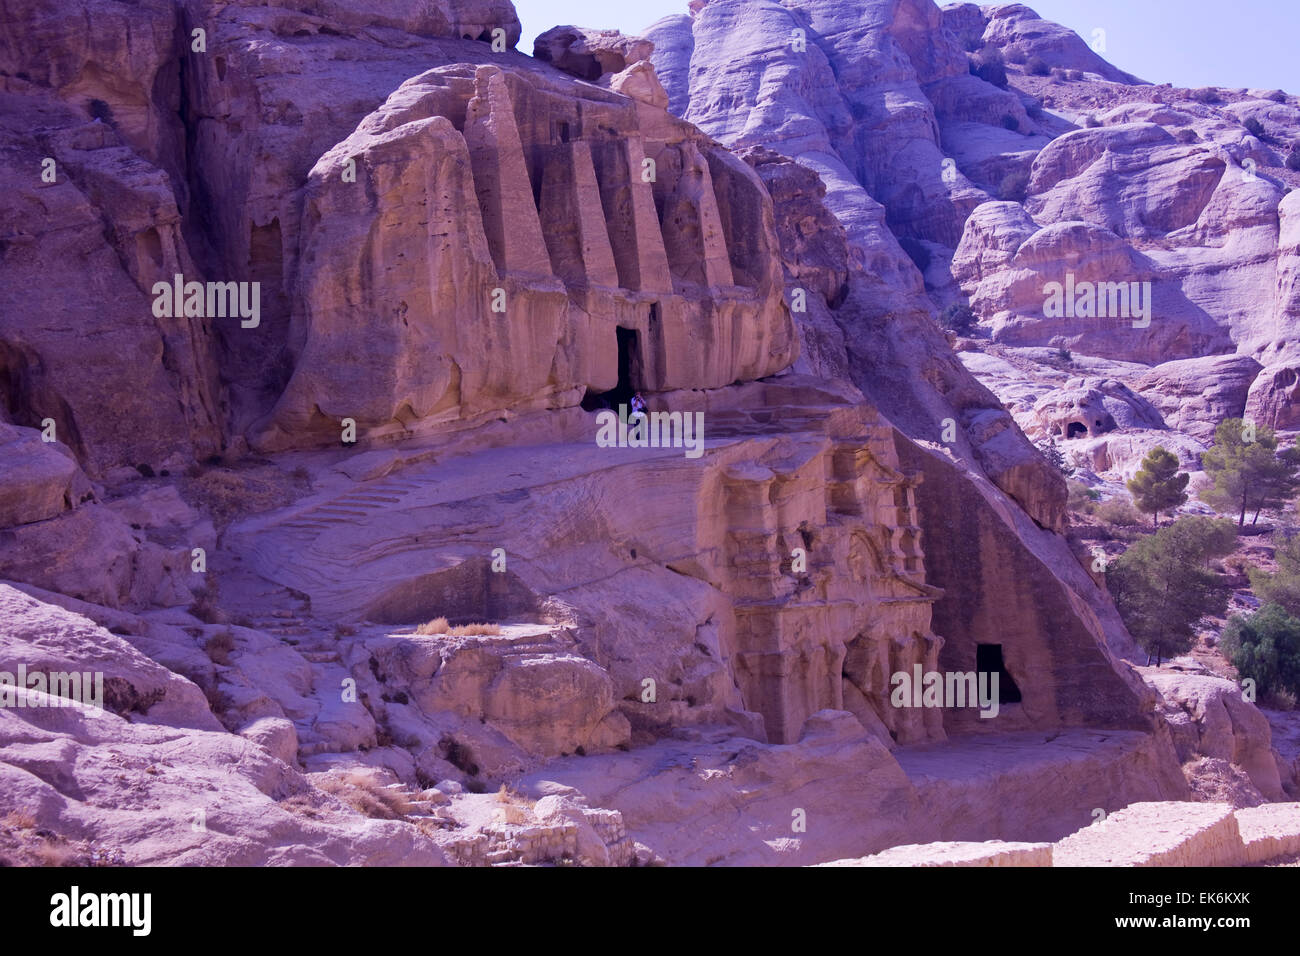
[976,643,1023,704]
[581,326,644,412]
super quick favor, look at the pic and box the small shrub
[1040,438,1074,477]
[1222,554,1251,576]
[1067,480,1102,514]
[1006,47,1027,65]
[1287,147,1300,172]
[205,628,236,666]
[415,618,502,637]
[1220,603,1300,703]
[34,841,81,868]
[1190,87,1222,104]
[971,48,1008,88]
[181,466,297,530]
[333,624,357,639]
[2,811,37,831]
[1055,347,1073,364]
[454,623,502,636]
[999,169,1030,202]
[416,616,451,635]
[1083,114,1102,128]
[203,685,234,724]
[1175,127,1199,144]
[938,303,978,336]
[1026,56,1051,77]
[1095,497,1144,528]
[1066,69,1083,82]
[189,578,224,625]
[315,772,410,820]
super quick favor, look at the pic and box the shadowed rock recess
[0,0,1294,867]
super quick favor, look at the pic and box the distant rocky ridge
[0,0,1294,866]
[651,0,1300,487]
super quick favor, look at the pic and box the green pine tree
[1247,533,1300,616]
[1220,603,1300,702]
[1126,445,1189,530]
[1200,418,1300,527]
[1108,516,1236,666]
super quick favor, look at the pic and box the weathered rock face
[741,147,853,382]
[1133,355,1261,443]
[649,3,1207,718]
[1027,124,1226,239]
[0,425,91,527]
[255,61,794,449]
[237,379,947,748]
[655,3,1300,491]
[362,625,632,762]
[648,0,1066,536]
[1144,671,1287,803]
[1028,378,1166,441]
[0,584,454,866]
[0,85,223,477]
[0,506,198,610]
[931,25,1300,448]
[532,25,654,81]
[533,26,670,109]
[273,0,522,42]
[896,435,1155,733]
[952,208,1235,365]
[0,1,511,477]
[977,4,1142,85]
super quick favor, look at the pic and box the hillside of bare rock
[0,0,1295,868]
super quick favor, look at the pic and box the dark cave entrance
[1065,421,1088,439]
[581,326,643,412]
[976,643,1023,705]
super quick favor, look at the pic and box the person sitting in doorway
[629,391,648,426]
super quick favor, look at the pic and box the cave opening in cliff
[976,644,1023,704]
[581,326,643,412]
[1066,421,1088,439]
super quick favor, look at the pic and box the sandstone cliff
[0,0,1288,866]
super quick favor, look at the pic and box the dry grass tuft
[415,618,502,637]
[189,577,224,625]
[205,628,236,666]
[495,783,537,808]
[33,841,81,867]
[2,810,37,831]
[315,772,412,820]
[180,464,301,530]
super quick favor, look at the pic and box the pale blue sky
[516,0,1298,93]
